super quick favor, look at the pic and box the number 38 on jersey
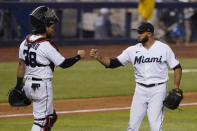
[23,50,37,68]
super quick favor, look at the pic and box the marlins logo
[134,56,162,65]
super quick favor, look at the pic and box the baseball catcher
[163,88,183,110]
[12,6,85,131]
[8,81,31,107]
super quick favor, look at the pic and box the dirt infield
[0,44,197,62]
[0,44,197,119]
[0,92,197,119]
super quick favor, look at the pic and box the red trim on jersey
[25,35,59,51]
[26,34,32,42]
[42,85,49,131]
[25,35,31,46]
[45,39,59,51]
[45,85,48,116]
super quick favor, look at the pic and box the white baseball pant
[24,78,55,131]
[127,82,167,131]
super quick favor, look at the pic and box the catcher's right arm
[163,88,183,110]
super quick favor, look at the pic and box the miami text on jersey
[134,56,162,65]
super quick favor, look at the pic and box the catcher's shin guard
[33,110,58,131]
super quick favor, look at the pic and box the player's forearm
[60,50,85,69]
[174,67,182,89]
[96,55,110,68]
[17,59,25,78]
[59,55,81,69]
[90,49,111,67]
[16,59,25,90]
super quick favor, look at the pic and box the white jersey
[117,40,180,85]
[19,35,65,79]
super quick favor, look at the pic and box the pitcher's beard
[138,36,149,45]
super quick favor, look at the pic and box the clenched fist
[77,50,85,59]
[90,49,99,59]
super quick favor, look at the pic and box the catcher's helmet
[30,6,59,34]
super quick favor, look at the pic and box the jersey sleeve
[117,48,130,66]
[166,45,180,69]
[44,42,65,66]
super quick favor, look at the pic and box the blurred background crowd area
[1,0,197,45]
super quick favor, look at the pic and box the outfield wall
[0,44,196,62]
[1,2,197,46]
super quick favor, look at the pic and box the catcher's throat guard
[8,88,31,107]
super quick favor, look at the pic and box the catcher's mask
[30,6,59,34]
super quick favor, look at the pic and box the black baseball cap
[133,22,154,34]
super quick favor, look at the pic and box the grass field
[0,58,197,102]
[0,107,197,131]
[0,58,197,131]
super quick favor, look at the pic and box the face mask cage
[45,9,59,26]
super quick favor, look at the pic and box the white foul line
[180,102,197,106]
[0,102,197,118]
[169,69,197,73]
[0,113,33,118]
[0,68,196,118]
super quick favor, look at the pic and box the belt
[26,77,43,81]
[137,82,165,88]
[32,77,42,81]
